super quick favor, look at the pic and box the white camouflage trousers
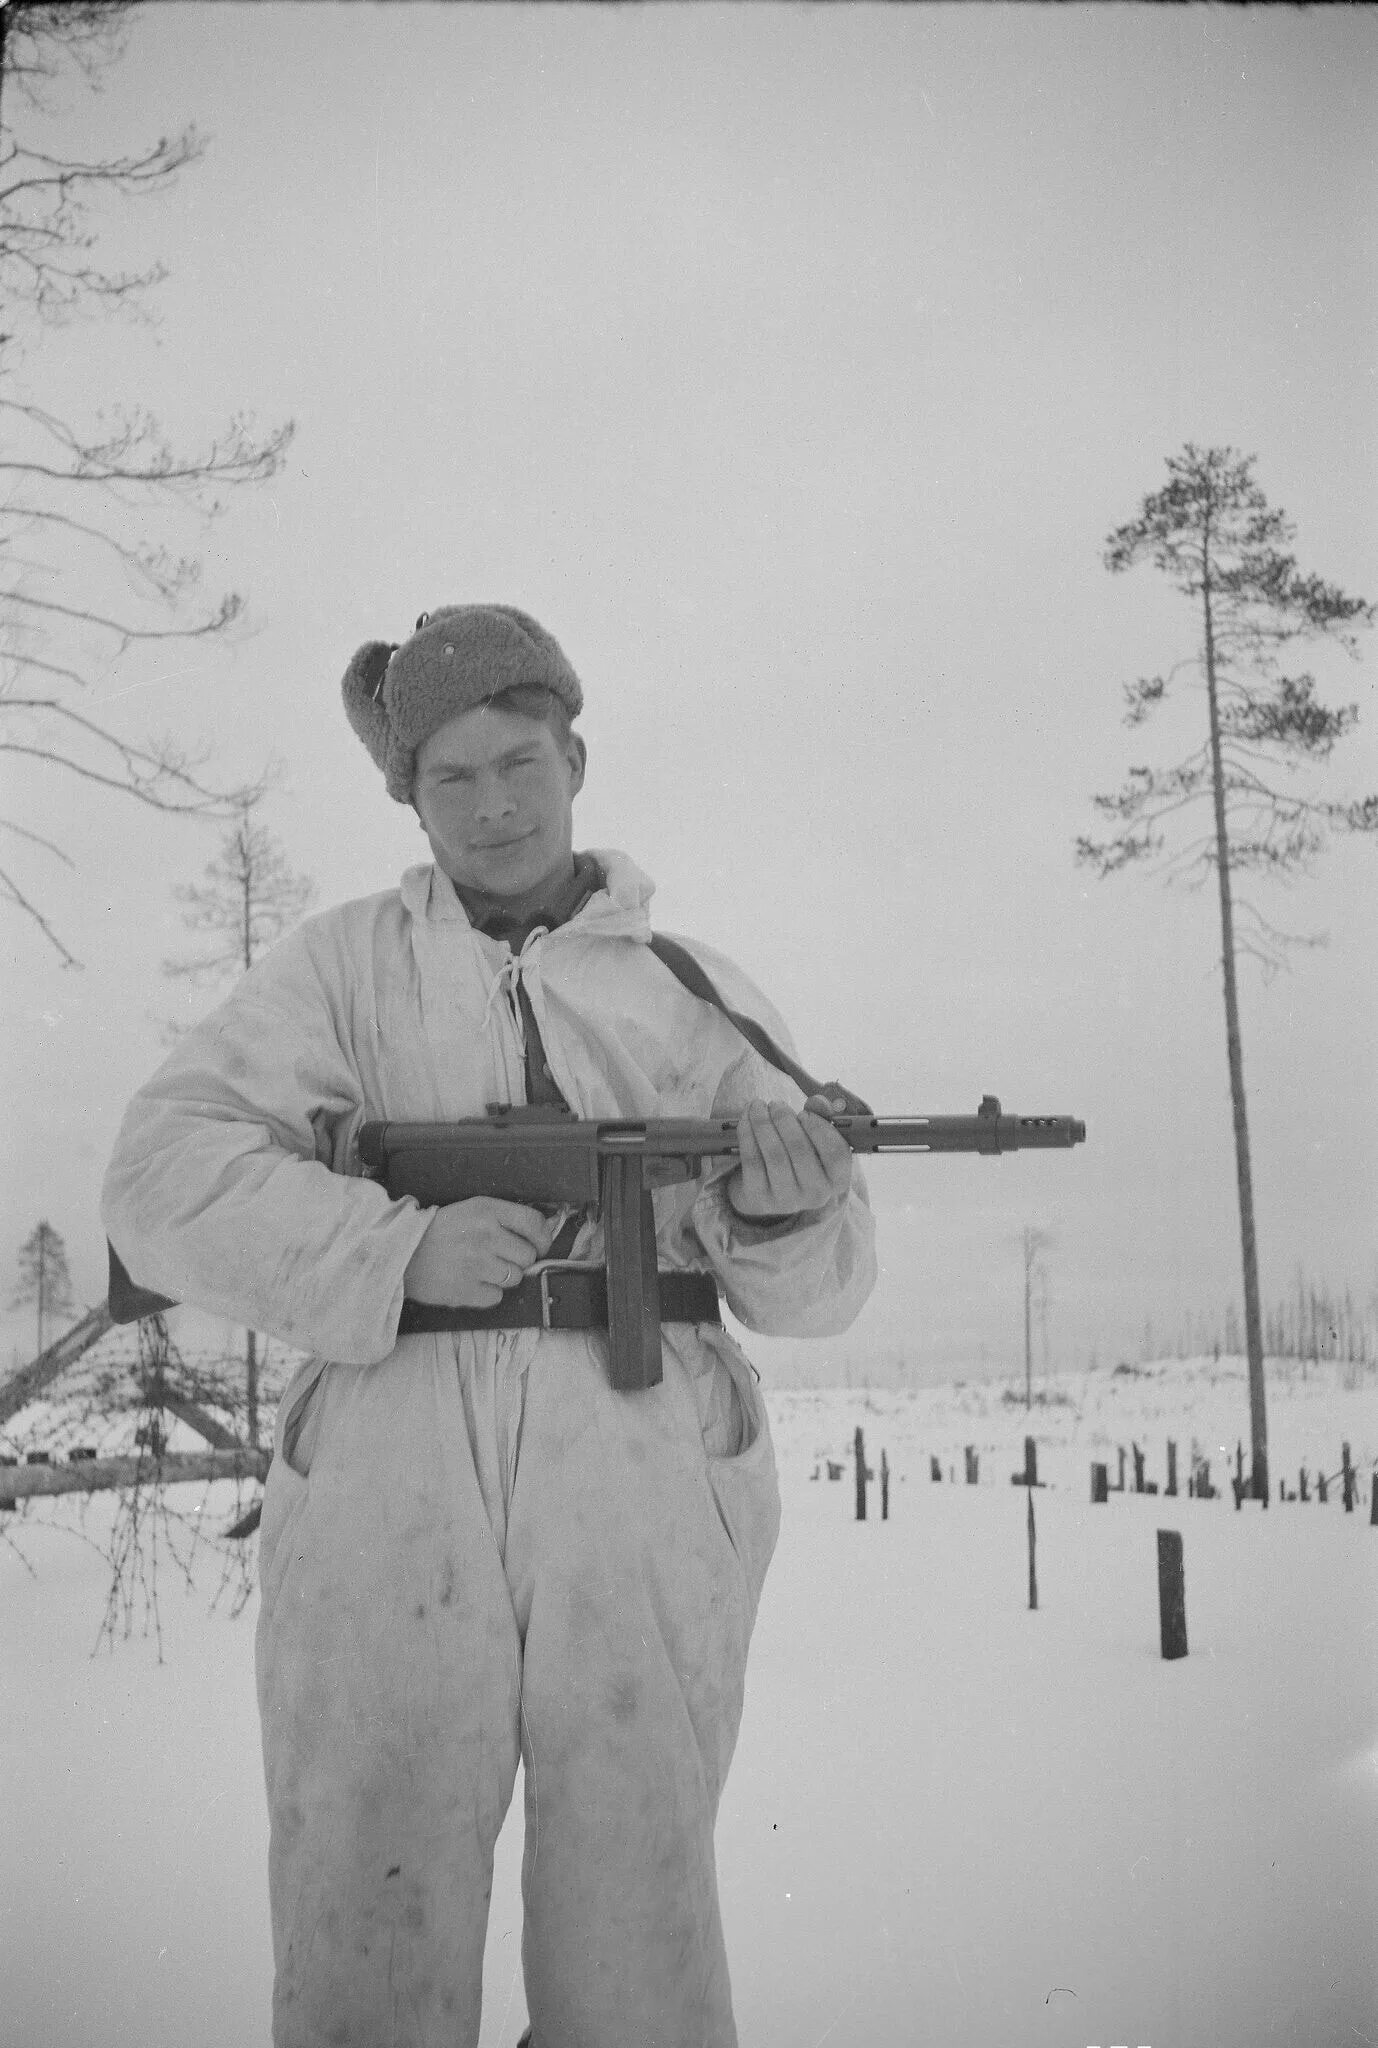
[255,1321,781,2048]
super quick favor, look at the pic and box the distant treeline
[1141,1275,1377,1379]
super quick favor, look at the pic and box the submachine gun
[356,1096,1086,1393]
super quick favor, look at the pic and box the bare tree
[163,794,315,1443]
[0,1,293,966]
[164,790,316,989]
[1077,445,1375,1499]
[11,1218,75,1358]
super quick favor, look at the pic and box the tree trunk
[0,1305,113,1426]
[37,1232,47,1362]
[1,1446,270,1507]
[1201,559,1269,1499]
[1023,1238,1032,1409]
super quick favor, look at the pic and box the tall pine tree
[1078,445,1375,1499]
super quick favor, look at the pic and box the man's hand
[728,1095,855,1220]
[404,1198,559,1308]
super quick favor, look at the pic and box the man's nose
[473,773,516,823]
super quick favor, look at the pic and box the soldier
[103,605,876,2048]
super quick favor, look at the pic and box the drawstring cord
[481,948,526,1051]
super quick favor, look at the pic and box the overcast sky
[2,3,1374,1383]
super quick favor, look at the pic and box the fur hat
[342,604,584,803]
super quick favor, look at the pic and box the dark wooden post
[1011,1437,1037,1487]
[1341,1444,1355,1513]
[1157,1529,1187,1659]
[1091,1462,1108,1504]
[1299,1466,1309,1502]
[1370,1475,1378,1526]
[1026,1483,1037,1611]
[1132,1442,1146,1493]
[1317,1469,1328,1505]
[964,1445,978,1485]
[855,1426,868,1521]
[1115,1445,1126,1492]
[930,1455,942,1482]
[880,1448,890,1520]
[1233,1442,1246,1509]
[1165,1440,1178,1497]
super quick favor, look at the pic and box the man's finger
[770,1099,839,1165]
[481,1199,555,1248]
[765,1104,823,1190]
[798,1109,855,1177]
[750,1102,803,1190]
[736,1112,763,1175]
[768,1106,854,1206]
[492,1226,545,1270]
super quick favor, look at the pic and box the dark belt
[397,1266,721,1337]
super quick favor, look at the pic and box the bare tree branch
[0,9,293,965]
[0,814,74,865]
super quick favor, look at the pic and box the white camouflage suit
[102,849,877,2048]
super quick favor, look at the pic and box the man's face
[413,704,586,904]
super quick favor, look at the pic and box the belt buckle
[536,1260,597,1331]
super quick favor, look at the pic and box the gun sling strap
[107,922,863,1329]
[647,933,871,1117]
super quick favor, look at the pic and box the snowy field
[3,1354,1376,2048]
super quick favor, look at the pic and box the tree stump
[1157,1529,1187,1660]
[1011,1437,1038,1487]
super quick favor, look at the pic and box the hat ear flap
[341,640,397,766]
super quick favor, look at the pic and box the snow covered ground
[3,1354,1375,2048]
